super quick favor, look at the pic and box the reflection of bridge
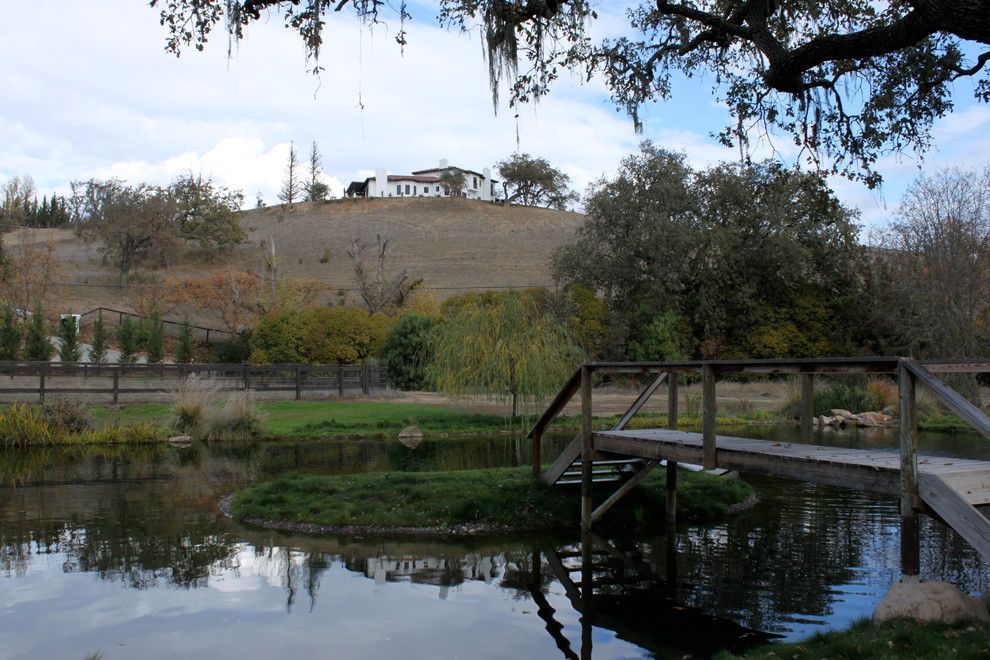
[528,533,778,658]
[529,358,990,577]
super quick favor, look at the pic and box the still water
[1,426,988,659]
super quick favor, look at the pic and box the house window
[436,186,440,193]
[396,185,401,195]
[413,185,417,194]
[405,184,411,194]
[472,176,478,189]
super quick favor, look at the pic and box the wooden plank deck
[594,429,990,506]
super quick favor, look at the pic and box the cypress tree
[176,318,195,363]
[88,311,108,363]
[117,317,140,363]
[25,306,53,362]
[57,315,81,362]
[145,311,165,364]
[0,306,22,361]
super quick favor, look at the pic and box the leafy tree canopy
[553,142,862,358]
[497,153,577,210]
[152,1,990,187]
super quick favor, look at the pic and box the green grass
[717,619,990,659]
[230,465,753,530]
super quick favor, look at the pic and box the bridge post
[666,372,679,525]
[580,365,593,532]
[702,364,716,469]
[898,359,920,579]
[667,372,678,429]
[800,373,814,442]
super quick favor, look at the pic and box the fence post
[361,362,369,395]
[580,365,593,532]
[338,363,344,398]
[898,358,920,579]
[112,367,119,405]
[701,364,717,470]
[38,363,46,404]
[800,372,815,442]
[295,365,302,401]
[242,364,250,390]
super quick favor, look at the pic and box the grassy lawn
[717,619,990,659]
[230,465,753,530]
[89,399,783,439]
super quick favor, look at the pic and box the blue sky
[2,1,988,229]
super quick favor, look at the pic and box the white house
[346,159,499,201]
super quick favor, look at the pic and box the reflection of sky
[0,543,645,660]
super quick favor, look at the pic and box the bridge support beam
[800,373,814,443]
[580,365,593,532]
[702,365,717,469]
[899,359,920,579]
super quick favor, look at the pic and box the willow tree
[429,293,581,418]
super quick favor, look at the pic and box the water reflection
[1,430,989,658]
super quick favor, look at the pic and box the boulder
[873,580,990,625]
[830,408,858,422]
[167,435,193,446]
[856,411,894,427]
[397,426,424,449]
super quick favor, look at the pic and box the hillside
[7,197,584,322]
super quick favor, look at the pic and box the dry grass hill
[9,197,584,323]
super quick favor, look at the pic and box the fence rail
[0,361,388,403]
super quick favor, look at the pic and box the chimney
[375,168,388,197]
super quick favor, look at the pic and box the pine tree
[117,317,140,363]
[88,311,108,363]
[25,305,52,362]
[176,318,195,363]
[303,141,330,202]
[57,315,81,362]
[277,141,301,206]
[0,306,22,361]
[145,311,165,363]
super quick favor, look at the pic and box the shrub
[205,391,265,441]
[251,307,390,364]
[382,312,436,390]
[213,329,252,363]
[0,306,22,360]
[144,312,165,363]
[117,317,141,363]
[780,375,895,418]
[57,316,82,362]
[171,377,219,433]
[88,311,108,363]
[25,306,53,362]
[0,404,54,447]
[175,319,195,363]
[78,422,164,444]
[41,398,93,434]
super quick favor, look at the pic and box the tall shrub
[57,315,81,362]
[176,319,195,363]
[0,306,22,361]
[25,306,53,362]
[382,312,435,390]
[145,312,165,363]
[117,317,141,363]
[88,312,108,363]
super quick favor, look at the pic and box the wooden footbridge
[528,357,990,575]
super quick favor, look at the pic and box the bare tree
[877,166,990,358]
[278,141,301,206]
[347,234,418,313]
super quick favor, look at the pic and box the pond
[1,425,988,658]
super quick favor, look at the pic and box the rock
[882,405,898,417]
[873,580,990,625]
[856,411,894,427]
[167,435,192,446]
[397,426,423,449]
[830,408,857,421]
[818,415,838,426]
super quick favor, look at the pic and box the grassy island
[229,465,753,533]
[718,619,990,659]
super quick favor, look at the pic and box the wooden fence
[0,361,388,403]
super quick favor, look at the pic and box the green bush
[213,329,252,363]
[382,312,435,390]
[25,306,53,362]
[144,312,165,363]
[57,316,82,362]
[175,319,195,363]
[88,311,108,363]
[117,317,141,363]
[0,306,22,360]
[251,307,390,364]
[628,309,689,361]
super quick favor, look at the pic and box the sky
[2,1,989,229]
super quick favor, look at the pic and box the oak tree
[497,153,576,210]
[152,1,990,187]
